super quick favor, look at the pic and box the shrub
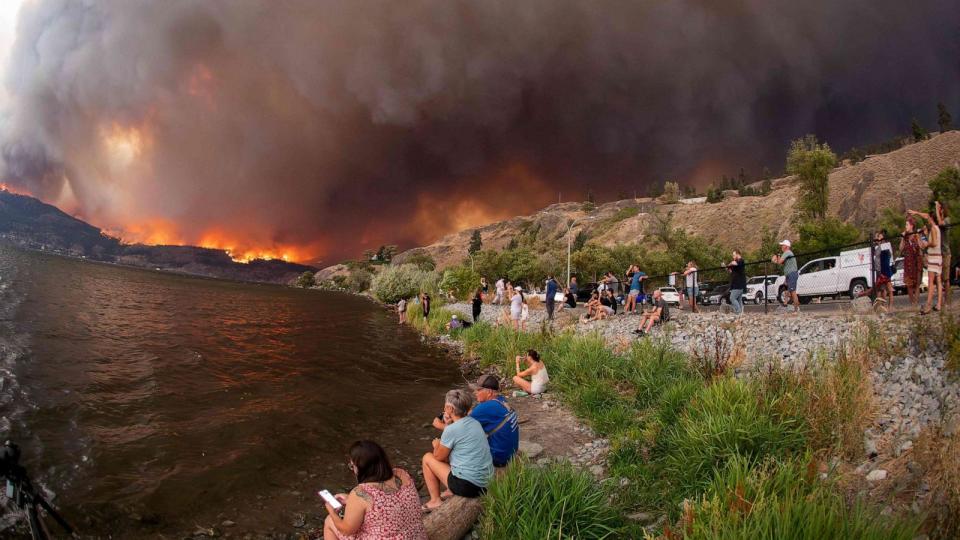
[295,271,315,288]
[370,264,431,303]
[439,265,481,300]
[787,134,837,220]
[479,459,627,539]
[344,268,372,292]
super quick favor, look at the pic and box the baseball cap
[452,314,458,319]
[779,239,791,247]
[471,374,501,392]
[514,286,522,291]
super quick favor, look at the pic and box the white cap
[779,239,791,247]
[452,314,458,319]
[514,286,522,291]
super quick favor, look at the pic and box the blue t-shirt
[440,416,494,487]
[631,271,646,293]
[470,396,519,466]
[545,279,558,299]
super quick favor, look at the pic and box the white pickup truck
[773,247,874,305]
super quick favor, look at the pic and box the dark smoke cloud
[1,0,958,262]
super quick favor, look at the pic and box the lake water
[0,245,460,536]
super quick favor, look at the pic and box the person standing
[569,276,579,297]
[509,286,523,330]
[900,217,924,308]
[910,209,943,314]
[397,298,407,324]
[471,287,483,323]
[624,265,644,314]
[682,261,700,313]
[725,250,746,315]
[494,278,505,305]
[544,275,558,320]
[772,240,800,313]
[421,293,431,319]
[480,277,489,301]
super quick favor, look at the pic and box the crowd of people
[322,351,550,539]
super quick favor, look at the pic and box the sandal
[421,502,441,514]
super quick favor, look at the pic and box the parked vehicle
[891,257,928,293]
[704,284,731,305]
[773,247,873,305]
[696,282,721,304]
[744,275,779,304]
[575,282,599,302]
[657,287,681,305]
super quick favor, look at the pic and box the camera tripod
[1,441,74,540]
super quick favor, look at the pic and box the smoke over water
[0,1,957,262]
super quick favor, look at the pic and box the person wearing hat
[772,239,800,312]
[431,375,519,469]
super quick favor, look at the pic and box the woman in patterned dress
[900,216,923,308]
[323,441,427,540]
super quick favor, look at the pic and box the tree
[929,166,960,254]
[937,102,953,133]
[761,178,772,195]
[738,167,748,186]
[371,264,431,303]
[911,118,929,142]
[794,218,861,255]
[572,230,589,252]
[467,230,483,256]
[706,187,724,203]
[786,134,836,220]
[586,190,596,203]
[661,181,682,203]
[345,268,373,292]
[571,244,615,282]
[405,251,436,271]
[295,271,315,288]
[439,266,482,300]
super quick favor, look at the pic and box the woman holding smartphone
[322,440,426,540]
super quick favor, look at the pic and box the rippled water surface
[0,246,460,536]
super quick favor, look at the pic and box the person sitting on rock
[323,440,427,540]
[633,289,670,336]
[512,349,549,395]
[421,389,494,512]
[431,375,519,469]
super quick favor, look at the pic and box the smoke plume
[1,0,958,262]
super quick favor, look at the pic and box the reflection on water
[0,246,459,536]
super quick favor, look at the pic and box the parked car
[772,247,874,305]
[704,284,731,305]
[696,282,722,304]
[744,275,779,304]
[575,282,599,302]
[891,257,928,294]
[657,287,681,305]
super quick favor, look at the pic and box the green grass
[685,456,919,539]
[479,459,628,539]
[437,323,910,538]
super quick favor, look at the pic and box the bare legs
[512,375,532,393]
[923,271,942,312]
[421,453,452,510]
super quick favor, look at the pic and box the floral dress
[333,468,426,540]
[902,234,923,288]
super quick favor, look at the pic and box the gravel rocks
[866,469,888,482]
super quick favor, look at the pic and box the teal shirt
[441,416,494,487]
[782,250,798,274]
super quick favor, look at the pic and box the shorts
[686,287,698,299]
[602,306,614,315]
[629,289,639,297]
[511,309,521,321]
[876,274,891,286]
[785,271,799,292]
[448,472,486,498]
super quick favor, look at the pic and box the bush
[370,264,432,303]
[344,268,372,293]
[479,459,627,539]
[295,271,315,288]
[787,134,837,219]
[439,265,481,300]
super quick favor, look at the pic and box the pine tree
[938,102,953,133]
[468,230,483,255]
[911,118,929,142]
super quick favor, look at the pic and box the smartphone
[318,489,342,510]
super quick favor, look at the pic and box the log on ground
[424,496,483,540]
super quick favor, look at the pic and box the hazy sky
[0,0,24,105]
[0,1,957,264]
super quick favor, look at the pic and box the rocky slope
[390,131,959,271]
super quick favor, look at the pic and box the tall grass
[479,459,628,539]
[684,456,919,539]
[436,322,897,536]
